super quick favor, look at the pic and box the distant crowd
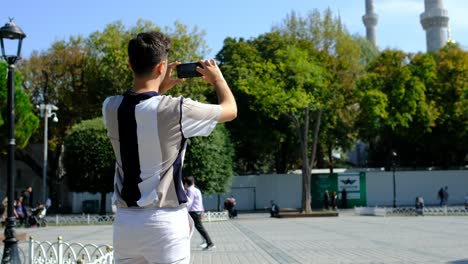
[0,186,48,228]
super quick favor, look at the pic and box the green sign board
[310,172,367,209]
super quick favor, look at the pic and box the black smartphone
[176,62,203,78]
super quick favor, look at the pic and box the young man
[102,31,236,264]
[184,176,215,250]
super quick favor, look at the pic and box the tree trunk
[100,191,107,215]
[309,109,322,171]
[317,144,325,168]
[275,139,289,173]
[328,145,334,175]
[292,107,312,214]
[308,109,322,208]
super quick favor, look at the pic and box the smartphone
[176,62,203,78]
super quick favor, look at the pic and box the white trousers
[113,206,193,264]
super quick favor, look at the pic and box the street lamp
[37,104,58,204]
[0,19,26,264]
[392,151,397,208]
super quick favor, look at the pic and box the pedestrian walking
[330,191,338,210]
[21,186,33,227]
[438,187,444,206]
[102,31,236,264]
[184,176,215,250]
[341,188,348,209]
[323,191,330,210]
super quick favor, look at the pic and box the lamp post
[1,19,26,264]
[392,151,397,208]
[38,104,58,204]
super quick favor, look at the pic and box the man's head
[26,186,32,192]
[128,31,171,78]
[184,176,195,187]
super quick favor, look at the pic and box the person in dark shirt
[270,200,279,217]
[323,191,330,210]
[21,186,33,227]
[341,188,348,209]
[330,191,338,210]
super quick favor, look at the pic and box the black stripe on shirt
[173,97,188,204]
[117,90,159,207]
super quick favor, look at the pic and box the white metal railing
[388,206,468,216]
[203,211,229,222]
[29,236,113,264]
[355,206,468,216]
[44,211,227,226]
[45,215,114,226]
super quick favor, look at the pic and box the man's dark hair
[128,31,171,77]
[184,176,195,187]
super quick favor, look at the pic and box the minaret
[362,0,378,47]
[420,0,449,52]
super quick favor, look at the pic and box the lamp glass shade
[0,21,26,40]
[0,21,26,60]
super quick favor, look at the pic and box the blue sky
[3,0,468,59]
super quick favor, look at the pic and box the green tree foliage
[218,35,312,174]
[63,118,114,214]
[352,35,380,66]
[276,10,365,172]
[357,45,468,168]
[0,62,40,154]
[183,124,235,194]
[21,19,211,138]
[218,9,364,212]
[356,50,436,168]
[86,19,211,108]
[432,44,468,166]
[18,20,215,204]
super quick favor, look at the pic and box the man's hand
[196,59,237,123]
[160,61,184,94]
[196,59,225,85]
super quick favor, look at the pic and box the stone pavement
[7,211,468,264]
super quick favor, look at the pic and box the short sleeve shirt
[102,90,222,208]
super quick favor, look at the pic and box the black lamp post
[391,151,397,208]
[1,19,26,264]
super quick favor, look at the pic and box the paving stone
[4,211,467,264]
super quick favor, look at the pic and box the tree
[18,19,212,207]
[86,19,211,108]
[63,118,114,214]
[217,39,300,174]
[352,35,380,66]
[218,33,324,213]
[270,9,366,174]
[356,50,435,168]
[218,9,364,213]
[183,124,235,194]
[355,45,467,168]
[0,62,40,155]
[428,44,468,167]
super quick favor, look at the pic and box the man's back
[103,91,221,209]
[106,31,236,264]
